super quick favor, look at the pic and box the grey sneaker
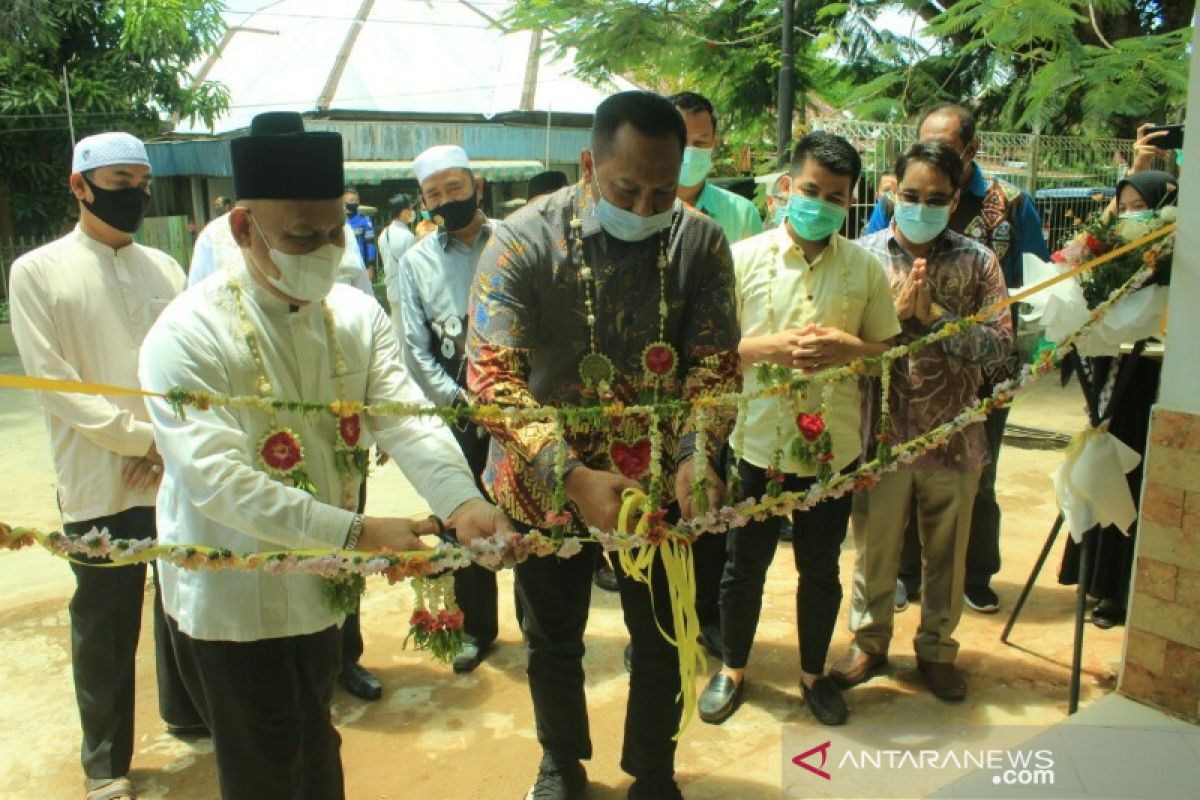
[894,579,909,612]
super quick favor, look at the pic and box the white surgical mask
[249,215,344,303]
[592,179,675,242]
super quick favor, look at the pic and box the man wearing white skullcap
[397,144,502,673]
[9,131,204,800]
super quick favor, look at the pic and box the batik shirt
[467,183,741,528]
[856,227,1013,472]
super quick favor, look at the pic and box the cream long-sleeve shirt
[9,226,185,522]
[139,263,480,642]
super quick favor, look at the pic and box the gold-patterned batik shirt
[466,183,742,527]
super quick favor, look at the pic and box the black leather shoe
[699,624,724,659]
[452,638,493,674]
[593,561,620,592]
[525,752,587,799]
[628,773,683,799]
[339,662,382,701]
[801,676,848,725]
[165,722,210,738]
[623,643,633,673]
[698,672,744,724]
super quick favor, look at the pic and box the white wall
[1158,24,1200,414]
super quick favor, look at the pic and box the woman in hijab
[1058,169,1176,628]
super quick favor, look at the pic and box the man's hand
[740,329,810,368]
[145,442,163,465]
[446,497,516,547]
[565,466,639,532]
[376,448,390,467]
[359,516,439,553]
[914,280,934,326]
[675,455,725,519]
[122,457,162,492]
[894,259,926,321]
[792,325,864,372]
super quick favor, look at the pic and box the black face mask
[82,175,150,234]
[432,194,478,232]
[346,203,359,216]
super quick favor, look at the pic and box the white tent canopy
[177,0,637,135]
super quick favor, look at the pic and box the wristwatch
[344,513,365,551]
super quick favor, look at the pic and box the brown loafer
[829,644,888,687]
[917,658,967,701]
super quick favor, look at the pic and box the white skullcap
[413,145,471,185]
[72,132,150,174]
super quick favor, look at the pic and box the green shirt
[697,182,764,244]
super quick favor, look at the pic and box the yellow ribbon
[0,372,161,398]
[615,488,705,740]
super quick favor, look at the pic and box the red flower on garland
[410,608,436,630]
[437,608,465,631]
[1084,233,1106,255]
[338,413,361,448]
[260,430,303,473]
[610,439,652,480]
[643,343,677,376]
[765,466,786,484]
[796,413,825,442]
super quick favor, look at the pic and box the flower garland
[404,576,464,664]
[227,279,370,614]
[570,212,677,401]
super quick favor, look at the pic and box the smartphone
[1145,123,1184,150]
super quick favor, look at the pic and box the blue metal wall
[145,120,591,178]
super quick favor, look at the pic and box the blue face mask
[786,194,847,241]
[592,180,675,242]
[772,207,786,228]
[679,146,713,188]
[894,201,951,245]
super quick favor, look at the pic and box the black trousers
[900,405,1007,591]
[515,524,681,779]
[450,419,500,646]
[64,505,201,780]
[167,617,344,800]
[720,461,854,674]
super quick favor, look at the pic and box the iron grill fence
[811,119,1162,251]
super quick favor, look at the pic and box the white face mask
[591,178,675,242]
[249,215,344,303]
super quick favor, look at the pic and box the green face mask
[1119,210,1155,222]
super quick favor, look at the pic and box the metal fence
[1,217,196,310]
[811,119,1159,251]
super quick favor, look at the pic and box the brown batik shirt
[466,183,742,527]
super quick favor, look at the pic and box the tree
[815,0,1190,136]
[504,0,843,175]
[0,0,229,238]
[503,0,1191,169]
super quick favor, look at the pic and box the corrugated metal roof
[345,158,544,183]
[176,0,637,135]
[145,119,590,178]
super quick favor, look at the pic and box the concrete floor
[0,357,1133,799]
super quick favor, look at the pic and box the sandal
[85,776,136,800]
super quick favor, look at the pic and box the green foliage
[504,0,1190,169]
[0,0,229,237]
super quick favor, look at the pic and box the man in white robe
[139,114,511,800]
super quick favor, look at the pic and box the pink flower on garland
[261,430,303,473]
[796,413,825,442]
[338,413,362,448]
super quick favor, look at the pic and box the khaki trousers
[848,468,982,663]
